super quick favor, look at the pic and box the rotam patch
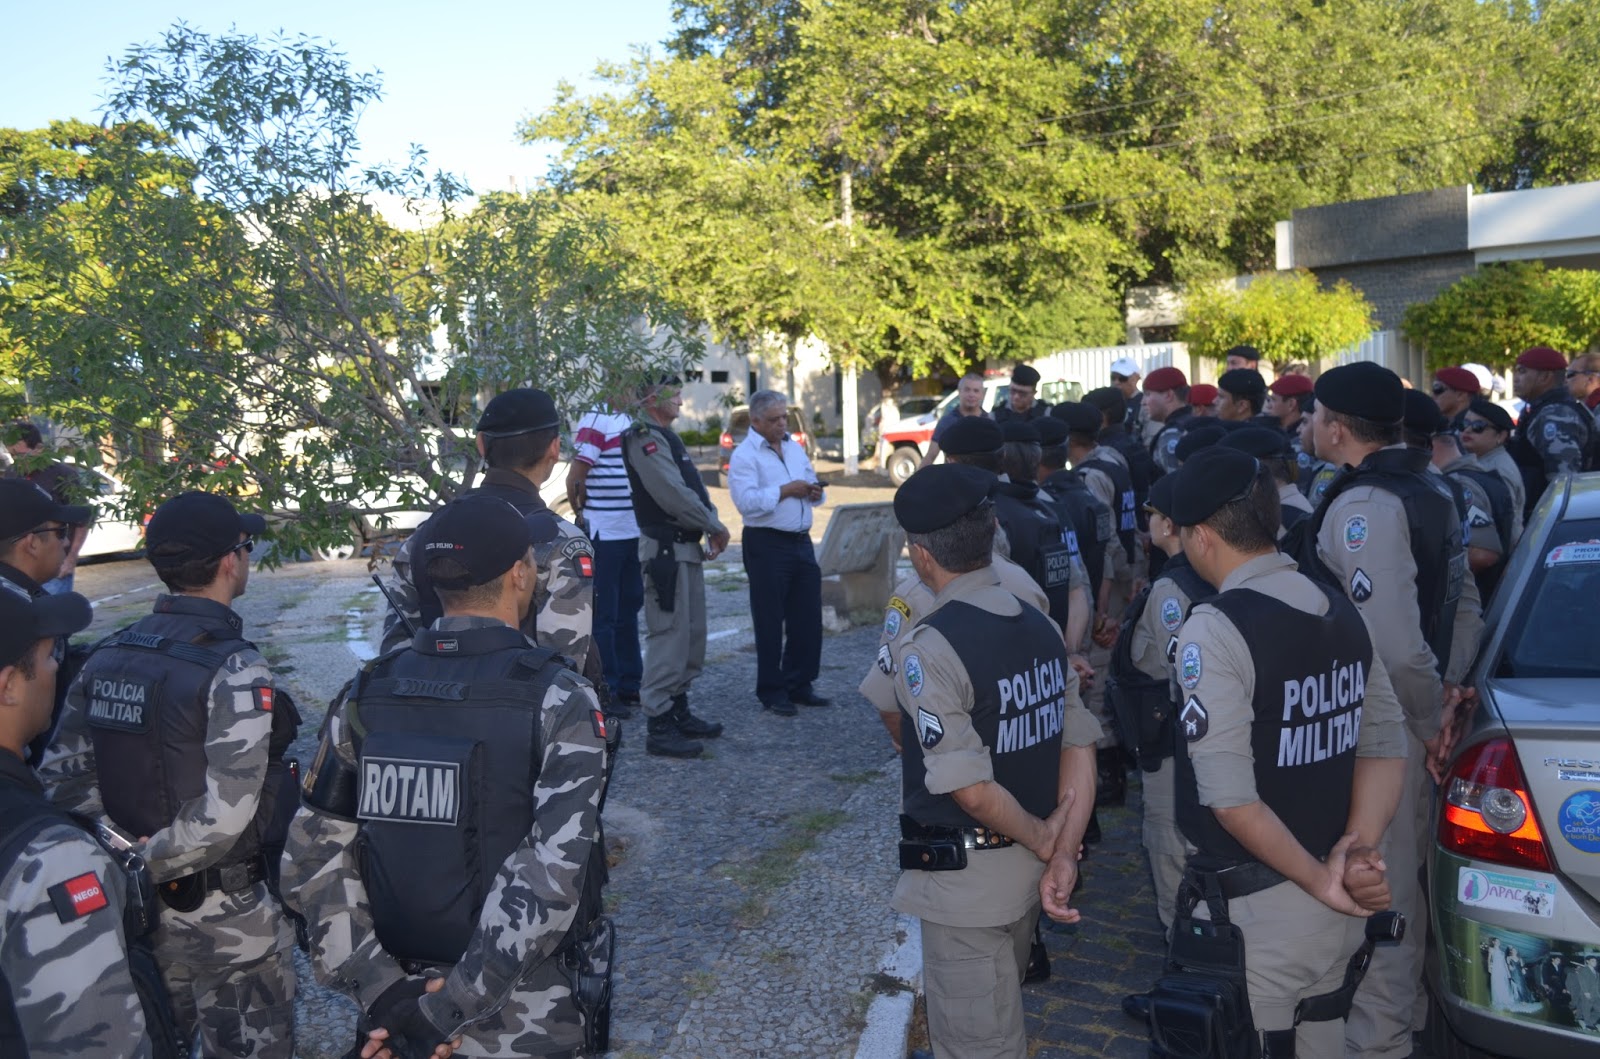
[1159,597,1183,632]
[1343,514,1368,552]
[49,872,109,922]
[1180,643,1202,689]
[1350,568,1373,603]
[1179,696,1208,741]
[561,538,592,560]
[917,708,944,749]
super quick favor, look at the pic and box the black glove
[363,979,447,1059]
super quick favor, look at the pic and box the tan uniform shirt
[1130,567,1199,692]
[888,569,1101,927]
[1476,444,1526,539]
[1176,552,1407,811]
[623,423,727,562]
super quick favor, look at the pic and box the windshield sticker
[1544,541,1600,568]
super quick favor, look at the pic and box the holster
[562,915,615,1054]
[1148,872,1259,1059]
[643,534,679,613]
[1105,675,1174,772]
[1293,910,1405,1025]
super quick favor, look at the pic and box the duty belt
[201,855,268,894]
[1187,857,1287,901]
[640,525,704,545]
[901,818,1016,851]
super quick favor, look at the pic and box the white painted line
[90,582,162,607]
[854,914,922,1059]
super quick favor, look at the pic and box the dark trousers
[742,527,822,704]
[593,535,644,698]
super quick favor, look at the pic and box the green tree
[1402,261,1600,369]
[1178,270,1374,370]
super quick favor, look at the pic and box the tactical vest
[1450,465,1516,598]
[350,624,568,967]
[1507,389,1598,518]
[900,601,1066,828]
[1079,456,1138,562]
[1041,471,1110,603]
[1100,427,1152,517]
[1175,584,1371,864]
[78,599,293,872]
[1279,502,1310,537]
[626,423,711,538]
[1106,554,1214,771]
[995,480,1073,625]
[1291,448,1465,675]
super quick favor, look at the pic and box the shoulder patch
[1180,643,1202,689]
[577,554,594,578]
[1159,597,1183,632]
[561,536,593,559]
[1166,635,1179,666]
[1179,696,1208,741]
[590,707,609,741]
[1343,514,1368,552]
[1165,435,1179,454]
[1350,567,1373,603]
[49,871,109,922]
[255,687,274,712]
[643,441,659,455]
[876,644,895,676]
[903,653,925,697]
[1467,506,1493,529]
[884,596,911,639]
[1544,420,1559,441]
[916,708,944,749]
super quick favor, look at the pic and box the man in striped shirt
[569,400,645,715]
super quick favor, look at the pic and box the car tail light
[794,431,808,446]
[1439,738,1551,871]
[719,432,732,448]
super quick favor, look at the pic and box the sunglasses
[1110,374,1129,383]
[1430,384,1447,395]
[15,523,71,544]
[1460,420,1492,434]
[222,536,256,558]
[1566,369,1596,379]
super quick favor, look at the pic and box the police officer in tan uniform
[888,465,1099,1059]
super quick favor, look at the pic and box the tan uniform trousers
[1141,758,1192,933]
[1346,737,1430,1058]
[1194,880,1367,1059]
[639,547,707,718]
[921,908,1039,1059]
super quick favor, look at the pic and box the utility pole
[840,165,859,477]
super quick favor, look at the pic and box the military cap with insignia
[1168,446,1262,527]
[939,415,1005,456]
[1143,366,1188,393]
[1268,373,1314,397]
[1224,344,1261,366]
[1011,364,1042,387]
[1313,362,1404,423]
[894,464,997,533]
[1218,368,1267,402]
[1188,383,1219,407]
[1468,398,1513,434]
[1433,366,1479,395]
[1517,345,1567,372]
[1145,473,1177,519]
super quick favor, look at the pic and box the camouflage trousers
[153,881,297,1058]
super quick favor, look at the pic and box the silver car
[1425,472,1600,1058]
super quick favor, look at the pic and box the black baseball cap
[895,464,996,534]
[476,388,561,439]
[422,495,556,589]
[0,479,91,539]
[145,492,267,563]
[0,589,92,669]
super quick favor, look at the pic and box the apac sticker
[903,654,925,698]
[1343,514,1368,552]
[1179,696,1208,741]
[883,596,911,640]
[1159,597,1183,632]
[1556,790,1600,853]
[917,708,944,749]
[1350,568,1373,603]
[1544,540,1600,568]
[1457,867,1557,918]
[1179,643,1202,689]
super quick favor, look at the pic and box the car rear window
[1497,518,1600,678]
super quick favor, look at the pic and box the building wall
[1310,251,1478,332]
[1291,186,1469,270]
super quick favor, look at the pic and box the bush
[1403,262,1600,370]
[1178,270,1374,370]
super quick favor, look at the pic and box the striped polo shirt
[573,408,640,541]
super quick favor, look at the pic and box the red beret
[1268,374,1313,397]
[1433,367,1480,394]
[1188,383,1218,406]
[1517,346,1567,372]
[1144,366,1188,392]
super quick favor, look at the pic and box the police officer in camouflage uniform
[285,495,608,1059]
[383,389,597,681]
[0,588,153,1057]
[1510,345,1597,519]
[624,377,730,759]
[42,491,299,1058]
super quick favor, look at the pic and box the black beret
[1313,362,1404,423]
[1224,344,1261,365]
[1033,417,1070,447]
[939,415,1004,456]
[1011,364,1042,387]
[1000,418,1039,444]
[1217,368,1267,400]
[477,388,561,438]
[1050,401,1102,435]
[1174,423,1227,463]
[1403,389,1446,436]
[1468,398,1514,434]
[1219,426,1291,459]
[895,464,996,534]
[1169,447,1261,526]
[1146,473,1177,518]
[1083,386,1127,421]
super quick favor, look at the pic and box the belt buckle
[218,863,249,892]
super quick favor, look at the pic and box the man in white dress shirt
[728,390,827,716]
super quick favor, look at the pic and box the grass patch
[843,989,875,1034]
[685,970,718,998]
[725,809,849,897]
[829,770,879,786]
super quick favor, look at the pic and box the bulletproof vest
[1175,584,1371,865]
[994,480,1072,625]
[1107,554,1214,770]
[350,623,568,967]
[1507,390,1598,517]
[1293,448,1465,675]
[78,598,289,870]
[1450,465,1516,598]
[1041,470,1109,602]
[1151,408,1194,466]
[1079,456,1138,562]
[900,600,1066,828]
[414,473,551,632]
[1099,427,1152,516]
[1279,501,1310,537]
[626,422,711,535]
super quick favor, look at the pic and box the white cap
[1462,363,1494,394]
[1110,357,1140,378]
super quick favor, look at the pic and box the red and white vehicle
[876,375,1083,484]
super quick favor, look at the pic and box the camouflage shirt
[1519,389,1594,479]
[282,615,608,1056]
[382,470,595,667]
[0,754,151,1058]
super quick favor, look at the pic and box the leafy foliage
[1178,271,1375,370]
[1402,261,1600,369]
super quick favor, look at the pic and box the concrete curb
[853,913,921,1059]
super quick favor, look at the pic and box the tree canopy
[1402,261,1600,369]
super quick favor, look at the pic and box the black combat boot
[670,692,723,738]
[1095,747,1127,808]
[646,713,704,758]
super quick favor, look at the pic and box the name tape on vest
[994,656,1068,755]
[86,676,154,733]
[357,757,461,826]
[1043,548,1073,588]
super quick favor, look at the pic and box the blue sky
[1,1,679,193]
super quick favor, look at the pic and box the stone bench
[817,502,903,626]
